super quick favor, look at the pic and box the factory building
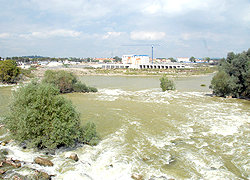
[122,55,149,65]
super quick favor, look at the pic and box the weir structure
[100,63,185,69]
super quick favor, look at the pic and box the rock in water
[65,152,79,162]
[131,173,144,180]
[34,157,53,166]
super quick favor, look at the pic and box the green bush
[3,80,99,149]
[159,75,176,92]
[42,70,77,93]
[42,70,98,93]
[0,60,21,84]
[88,86,98,92]
[73,81,90,92]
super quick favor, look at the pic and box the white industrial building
[122,55,149,65]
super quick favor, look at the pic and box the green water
[0,75,250,180]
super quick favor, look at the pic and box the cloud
[130,31,165,41]
[0,33,11,39]
[30,0,113,21]
[142,0,210,15]
[102,32,124,39]
[19,29,82,39]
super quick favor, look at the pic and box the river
[0,74,250,179]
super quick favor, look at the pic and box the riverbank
[31,66,217,78]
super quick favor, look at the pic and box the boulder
[142,157,149,162]
[34,157,53,167]
[1,141,8,146]
[3,157,21,168]
[131,173,144,180]
[35,170,52,180]
[65,152,79,162]
[0,169,6,174]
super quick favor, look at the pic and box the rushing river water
[1,74,250,180]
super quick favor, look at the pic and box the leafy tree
[114,56,122,63]
[210,48,250,98]
[42,70,98,93]
[189,56,196,62]
[3,80,100,149]
[168,57,177,62]
[205,57,211,63]
[86,57,91,62]
[0,60,21,83]
[210,70,235,97]
[159,75,176,92]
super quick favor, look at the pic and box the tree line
[0,56,123,63]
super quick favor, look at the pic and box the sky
[0,0,250,59]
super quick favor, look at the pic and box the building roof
[123,55,149,57]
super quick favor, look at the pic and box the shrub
[0,60,21,84]
[73,81,90,92]
[3,80,99,149]
[88,86,98,92]
[42,70,98,93]
[159,75,176,92]
[42,70,77,93]
[21,68,35,78]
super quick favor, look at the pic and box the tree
[205,57,211,63]
[0,60,21,84]
[3,80,100,149]
[189,56,196,62]
[159,75,176,92]
[86,57,91,62]
[114,56,122,63]
[168,57,177,62]
[210,70,234,97]
[210,48,250,98]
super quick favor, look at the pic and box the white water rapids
[0,75,250,179]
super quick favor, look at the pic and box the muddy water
[1,75,250,179]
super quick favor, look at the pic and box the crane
[122,44,162,64]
